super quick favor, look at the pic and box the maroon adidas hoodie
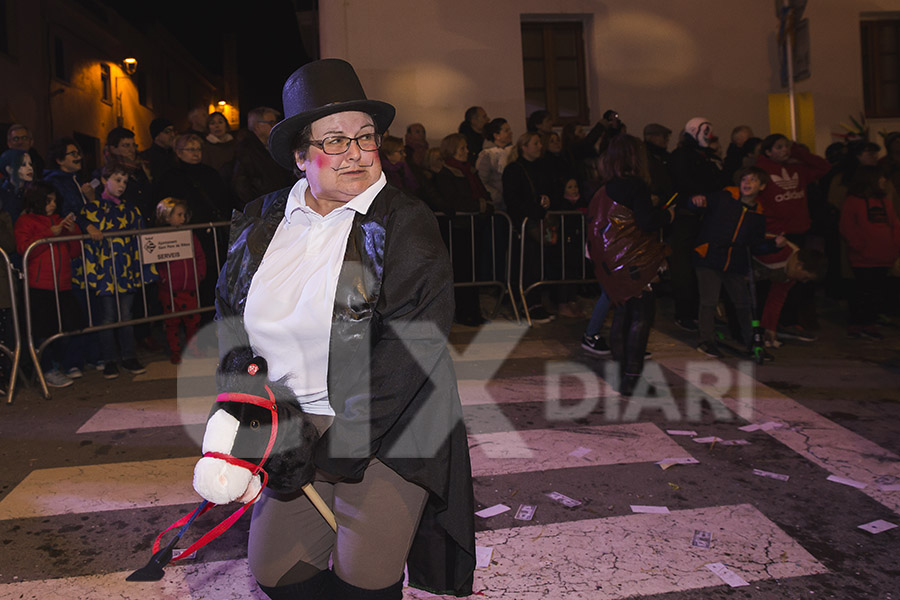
[755,144,830,235]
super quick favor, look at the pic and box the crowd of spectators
[367,106,900,373]
[1,102,899,391]
[0,107,295,388]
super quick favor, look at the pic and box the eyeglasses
[162,127,176,134]
[180,146,202,153]
[309,133,382,155]
[10,134,32,142]
[65,150,81,157]
[258,120,277,126]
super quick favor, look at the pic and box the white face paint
[696,122,713,148]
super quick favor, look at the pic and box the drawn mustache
[332,162,374,172]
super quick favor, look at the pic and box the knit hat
[643,123,671,138]
[149,118,174,140]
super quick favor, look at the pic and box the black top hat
[268,59,396,170]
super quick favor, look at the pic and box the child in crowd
[76,161,157,379]
[755,135,831,338]
[839,165,900,339]
[14,182,82,387]
[155,197,206,364]
[754,245,828,347]
[691,166,784,358]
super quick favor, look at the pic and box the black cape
[214,183,476,596]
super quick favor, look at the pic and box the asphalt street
[0,293,898,599]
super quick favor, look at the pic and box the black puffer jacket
[691,190,778,273]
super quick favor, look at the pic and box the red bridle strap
[213,386,279,473]
[154,386,279,563]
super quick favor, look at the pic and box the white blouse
[243,173,386,415]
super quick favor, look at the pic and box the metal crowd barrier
[434,210,520,322]
[21,221,229,400]
[0,249,22,404]
[519,210,597,326]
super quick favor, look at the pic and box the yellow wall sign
[768,93,816,149]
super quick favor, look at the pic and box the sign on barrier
[20,221,229,400]
[140,230,195,264]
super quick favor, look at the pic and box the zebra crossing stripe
[77,371,611,434]
[2,421,691,519]
[76,396,212,433]
[470,422,695,477]
[0,457,198,520]
[0,504,826,600]
[0,558,262,600]
[457,503,826,598]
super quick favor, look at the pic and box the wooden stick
[302,482,337,532]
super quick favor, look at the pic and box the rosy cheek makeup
[314,153,332,169]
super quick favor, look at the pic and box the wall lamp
[122,57,137,75]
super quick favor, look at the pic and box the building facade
[0,0,226,173]
[319,0,900,154]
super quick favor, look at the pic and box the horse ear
[221,346,268,377]
[244,356,269,378]
[219,347,271,395]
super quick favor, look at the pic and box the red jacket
[840,194,900,268]
[755,144,830,235]
[14,213,81,290]
[157,233,206,293]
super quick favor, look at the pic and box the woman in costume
[195,59,475,600]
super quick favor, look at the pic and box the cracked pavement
[1,295,899,599]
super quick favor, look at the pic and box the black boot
[333,575,403,600]
[257,569,333,599]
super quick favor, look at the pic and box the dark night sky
[106,0,315,125]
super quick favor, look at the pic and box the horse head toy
[193,347,322,505]
[128,349,331,583]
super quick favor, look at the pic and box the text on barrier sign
[141,230,195,264]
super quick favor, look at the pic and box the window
[861,18,900,118]
[53,35,68,81]
[100,63,111,103]
[521,22,589,126]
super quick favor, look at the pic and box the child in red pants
[754,244,827,347]
[156,198,206,364]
